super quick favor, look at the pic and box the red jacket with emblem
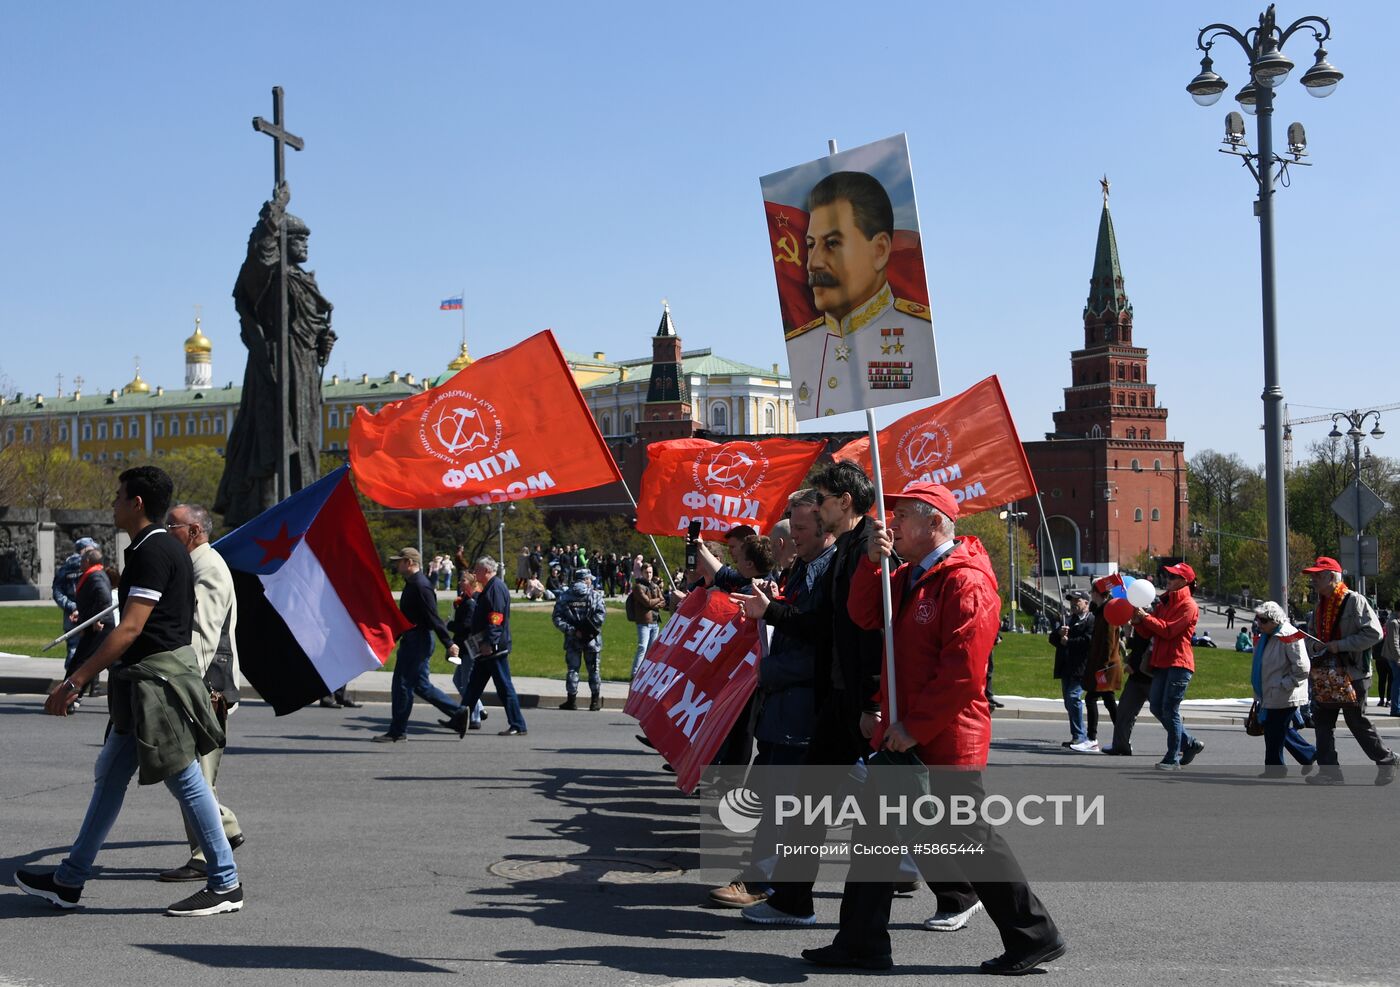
[847,535,999,767]
[1134,585,1198,671]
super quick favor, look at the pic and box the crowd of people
[22,459,1400,967]
[1042,556,1399,781]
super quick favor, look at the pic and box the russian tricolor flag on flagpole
[440,297,464,310]
[214,466,412,715]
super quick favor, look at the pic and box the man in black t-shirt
[15,466,244,918]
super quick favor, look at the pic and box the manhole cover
[488,855,684,884]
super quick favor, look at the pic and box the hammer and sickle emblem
[434,406,489,455]
[773,233,800,266]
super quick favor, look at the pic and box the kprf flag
[635,437,824,536]
[625,588,760,794]
[349,330,622,509]
[214,466,412,715]
[833,375,1036,518]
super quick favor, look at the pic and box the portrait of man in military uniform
[759,134,940,421]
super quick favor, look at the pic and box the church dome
[447,341,473,371]
[123,371,151,395]
[185,322,212,357]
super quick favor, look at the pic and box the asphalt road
[2,693,1399,987]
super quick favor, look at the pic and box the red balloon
[1104,597,1136,626]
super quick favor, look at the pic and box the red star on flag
[254,522,303,566]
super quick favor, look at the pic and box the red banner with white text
[635,437,824,536]
[349,330,621,509]
[625,588,760,794]
[833,375,1036,517]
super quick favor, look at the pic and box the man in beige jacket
[159,503,245,880]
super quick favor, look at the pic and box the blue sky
[2,1,1395,464]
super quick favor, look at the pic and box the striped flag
[440,297,464,310]
[214,466,412,715]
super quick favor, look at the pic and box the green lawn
[1,603,1257,699]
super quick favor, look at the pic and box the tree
[956,509,1037,614]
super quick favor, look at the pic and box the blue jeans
[459,653,528,732]
[451,656,486,724]
[632,622,660,678]
[1148,666,1197,764]
[1061,677,1087,743]
[56,729,237,890]
[389,631,465,737]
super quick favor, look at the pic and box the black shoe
[800,944,893,971]
[338,698,363,709]
[558,697,577,710]
[480,709,488,721]
[229,833,245,851]
[158,864,207,883]
[14,870,82,909]
[980,937,1067,975]
[893,880,921,894]
[318,697,341,708]
[166,883,245,917]
[1180,739,1205,766]
[498,727,527,736]
[988,698,1006,709]
[589,696,602,711]
[371,734,407,744]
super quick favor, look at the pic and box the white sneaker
[1069,740,1099,753]
[923,899,984,931]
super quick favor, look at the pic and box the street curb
[0,673,1255,724]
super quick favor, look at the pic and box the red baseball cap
[1302,556,1343,573]
[885,480,960,521]
[1163,562,1196,583]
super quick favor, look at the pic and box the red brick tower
[1022,180,1189,575]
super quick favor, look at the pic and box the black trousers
[765,689,872,917]
[831,775,1059,959]
[1315,679,1393,765]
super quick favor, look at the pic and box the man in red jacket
[799,481,1064,975]
[1130,562,1204,770]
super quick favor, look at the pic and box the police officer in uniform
[785,171,936,418]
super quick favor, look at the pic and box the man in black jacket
[450,556,529,736]
[1052,591,1097,752]
[374,548,466,742]
[735,463,896,925]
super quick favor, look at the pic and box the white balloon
[1127,578,1157,608]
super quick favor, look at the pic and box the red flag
[833,375,1035,517]
[625,588,760,794]
[349,330,621,508]
[635,437,824,536]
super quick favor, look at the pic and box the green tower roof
[1083,191,1133,321]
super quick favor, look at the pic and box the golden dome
[185,319,212,356]
[123,371,151,395]
[447,341,473,371]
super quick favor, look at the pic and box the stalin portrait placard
[759,133,940,420]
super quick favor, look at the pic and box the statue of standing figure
[215,182,336,529]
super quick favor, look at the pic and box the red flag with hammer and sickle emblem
[349,330,621,509]
[833,375,1036,519]
[635,436,824,536]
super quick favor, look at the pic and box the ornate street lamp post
[1185,4,1342,605]
[1328,410,1384,598]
